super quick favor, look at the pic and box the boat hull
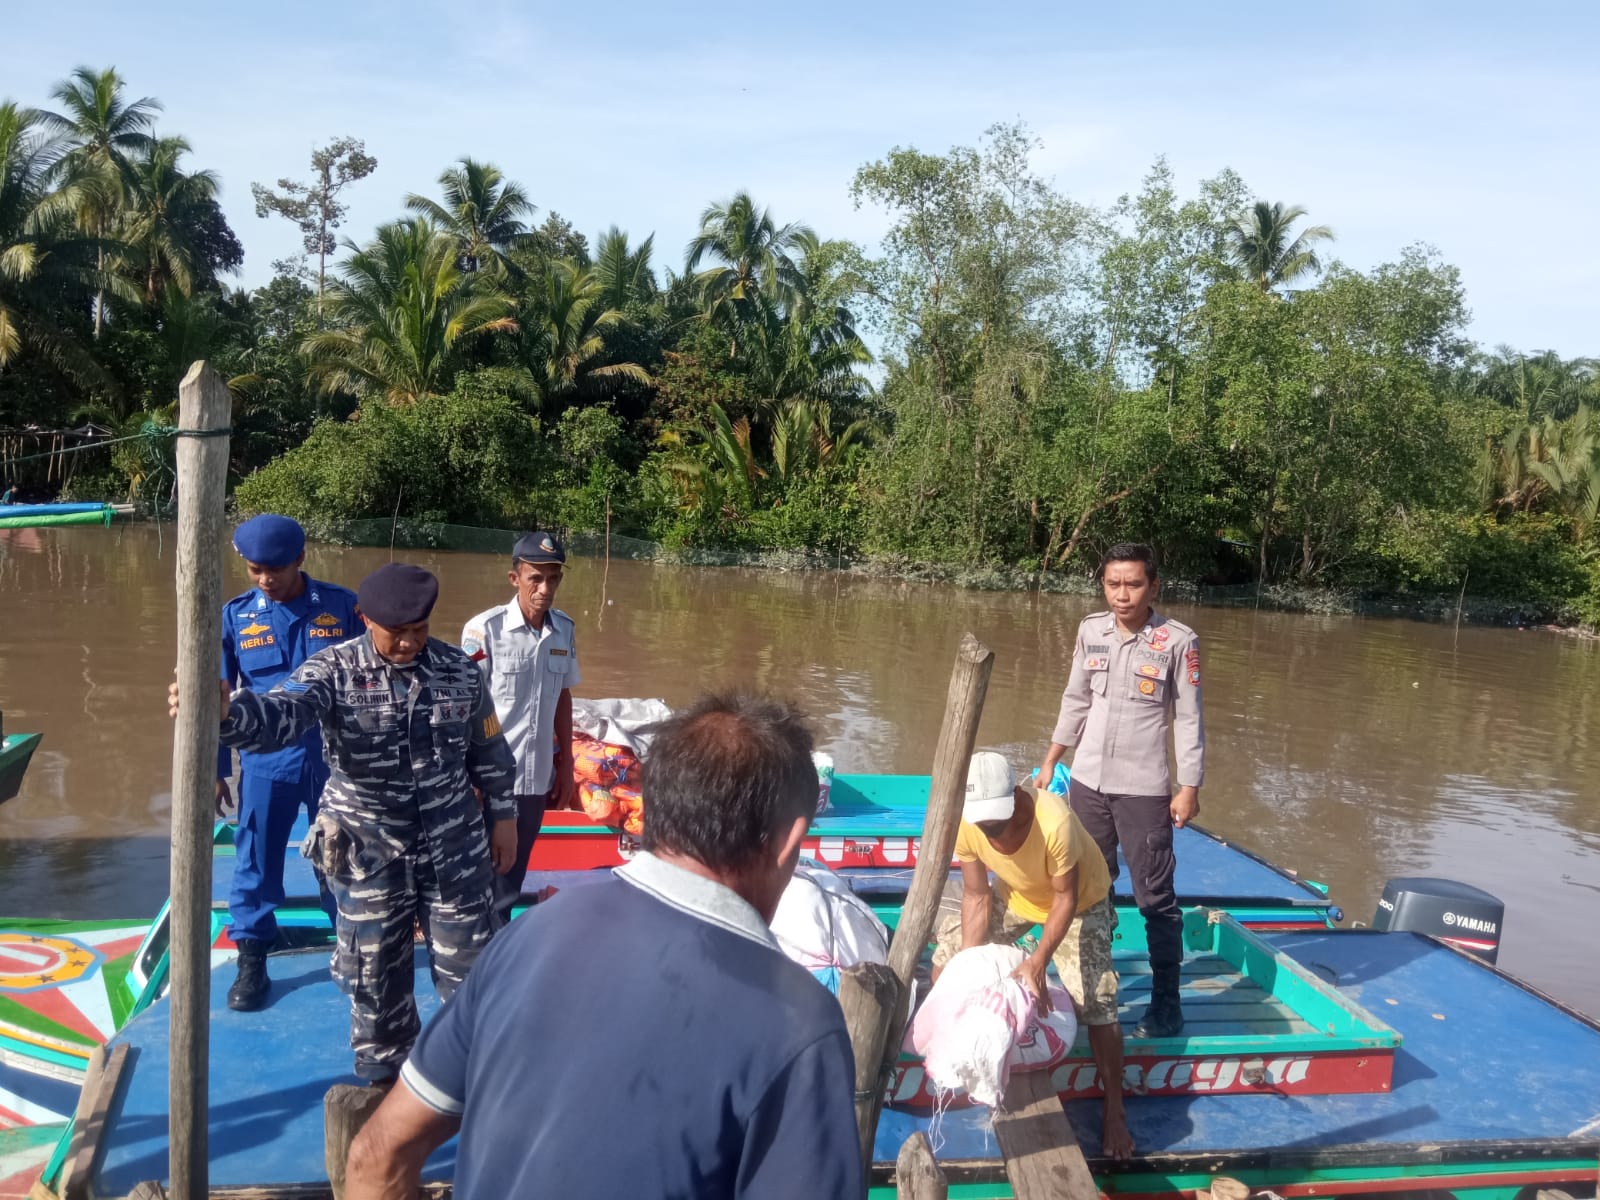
[0,735,42,805]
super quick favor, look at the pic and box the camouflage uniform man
[202,563,519,1084]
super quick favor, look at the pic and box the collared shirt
[1051,608,1205,794]
[461,601,580,796]
[218,574,360,781]
[399,850,863,1199]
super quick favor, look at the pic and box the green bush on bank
[235,377,547,528]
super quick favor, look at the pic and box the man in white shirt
[461,532,580,918]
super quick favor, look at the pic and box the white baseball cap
[963,751,1017,824]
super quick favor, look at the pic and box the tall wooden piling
[840,633,993,1185]
[168,362,231,1200]
[886,632,993,987]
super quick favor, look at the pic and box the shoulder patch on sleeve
[481,712,501,738]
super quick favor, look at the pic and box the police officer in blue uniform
[219,514,359,1011]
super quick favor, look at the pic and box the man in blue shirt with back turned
[343,692,863,1200]
[219,514,358,1011]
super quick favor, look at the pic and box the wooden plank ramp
[992,1070,1101,1200]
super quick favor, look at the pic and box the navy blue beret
[512,530,565,564]
[357,563,439,627]
[233,514,305,568]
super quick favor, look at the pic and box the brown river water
[2,524,1597,1015]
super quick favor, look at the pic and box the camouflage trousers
[933,892,1121,1026]
[324,840,500,1081]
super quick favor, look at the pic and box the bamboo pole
[842,634,993,1185]
[168,361,231,1200]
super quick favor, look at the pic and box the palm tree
[119,136,222,303]
[769,399,874,482]
[685,193,813,339]
[0,102,130,384]
[300,218,518,405]
[657,401,763,520]
[404,158,533,276]
[39,67,162,336]
[1227,201,1333,290]
[522,259,651,407]
[1527,404,1600,542]
[592,227,657,311]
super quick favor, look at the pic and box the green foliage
[300,218,517,404]
[1371,510,1587,603]
[10,66,1600,621]
[235,374,545,527]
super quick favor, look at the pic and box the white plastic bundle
[570,698,671,754]
[906,944,1078,1108]
[770,859,890,992]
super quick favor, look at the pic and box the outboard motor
[1372,877,1504,964]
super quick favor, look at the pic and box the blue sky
[5,1,1597,355]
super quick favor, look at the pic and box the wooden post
[837,961,900,1180]
[895,1132,947,1199]
[846,635,994,1185]
[325,1084,388,1200]
[886,632,994,987]
[59,1044,133,1200]
[168,361,231,1200]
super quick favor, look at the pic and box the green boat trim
[0,732,43,804]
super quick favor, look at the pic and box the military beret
[357,563,439,627]
[232,514,305,568]
[512,530,565,564]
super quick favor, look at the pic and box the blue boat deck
[879,930,1600,1166]
[91,930,1600,1193]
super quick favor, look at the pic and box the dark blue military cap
[512,530,565,564]
[233,514,305,568]
[357,563,439,627]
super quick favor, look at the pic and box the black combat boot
[1133,965,1184,1039]
[227,940,270,1012]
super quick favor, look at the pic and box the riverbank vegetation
[5,68,1600,620]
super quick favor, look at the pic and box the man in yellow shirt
[933,751,1133,1160]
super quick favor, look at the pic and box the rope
[0,425,231,467]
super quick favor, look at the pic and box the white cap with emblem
[963,751,1017,824]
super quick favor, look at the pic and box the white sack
[905,944,1078,1108]
[771,859,890,976]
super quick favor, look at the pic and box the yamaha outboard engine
[1372,877,1504,964]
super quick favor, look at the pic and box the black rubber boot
[1133,966,1184,1039]
[227,940,270,1012]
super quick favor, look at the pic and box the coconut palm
[685,193,812,338]
[522,259,650,407]
[404,158,533,276]
[1227,201,1333,290]
[0,102,129,384]
[119,136,222,303]
[39,67,162,335]
[300,218,518,405]
[592,227,657,311]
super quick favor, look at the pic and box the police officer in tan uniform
[1039,542,1204,1039]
